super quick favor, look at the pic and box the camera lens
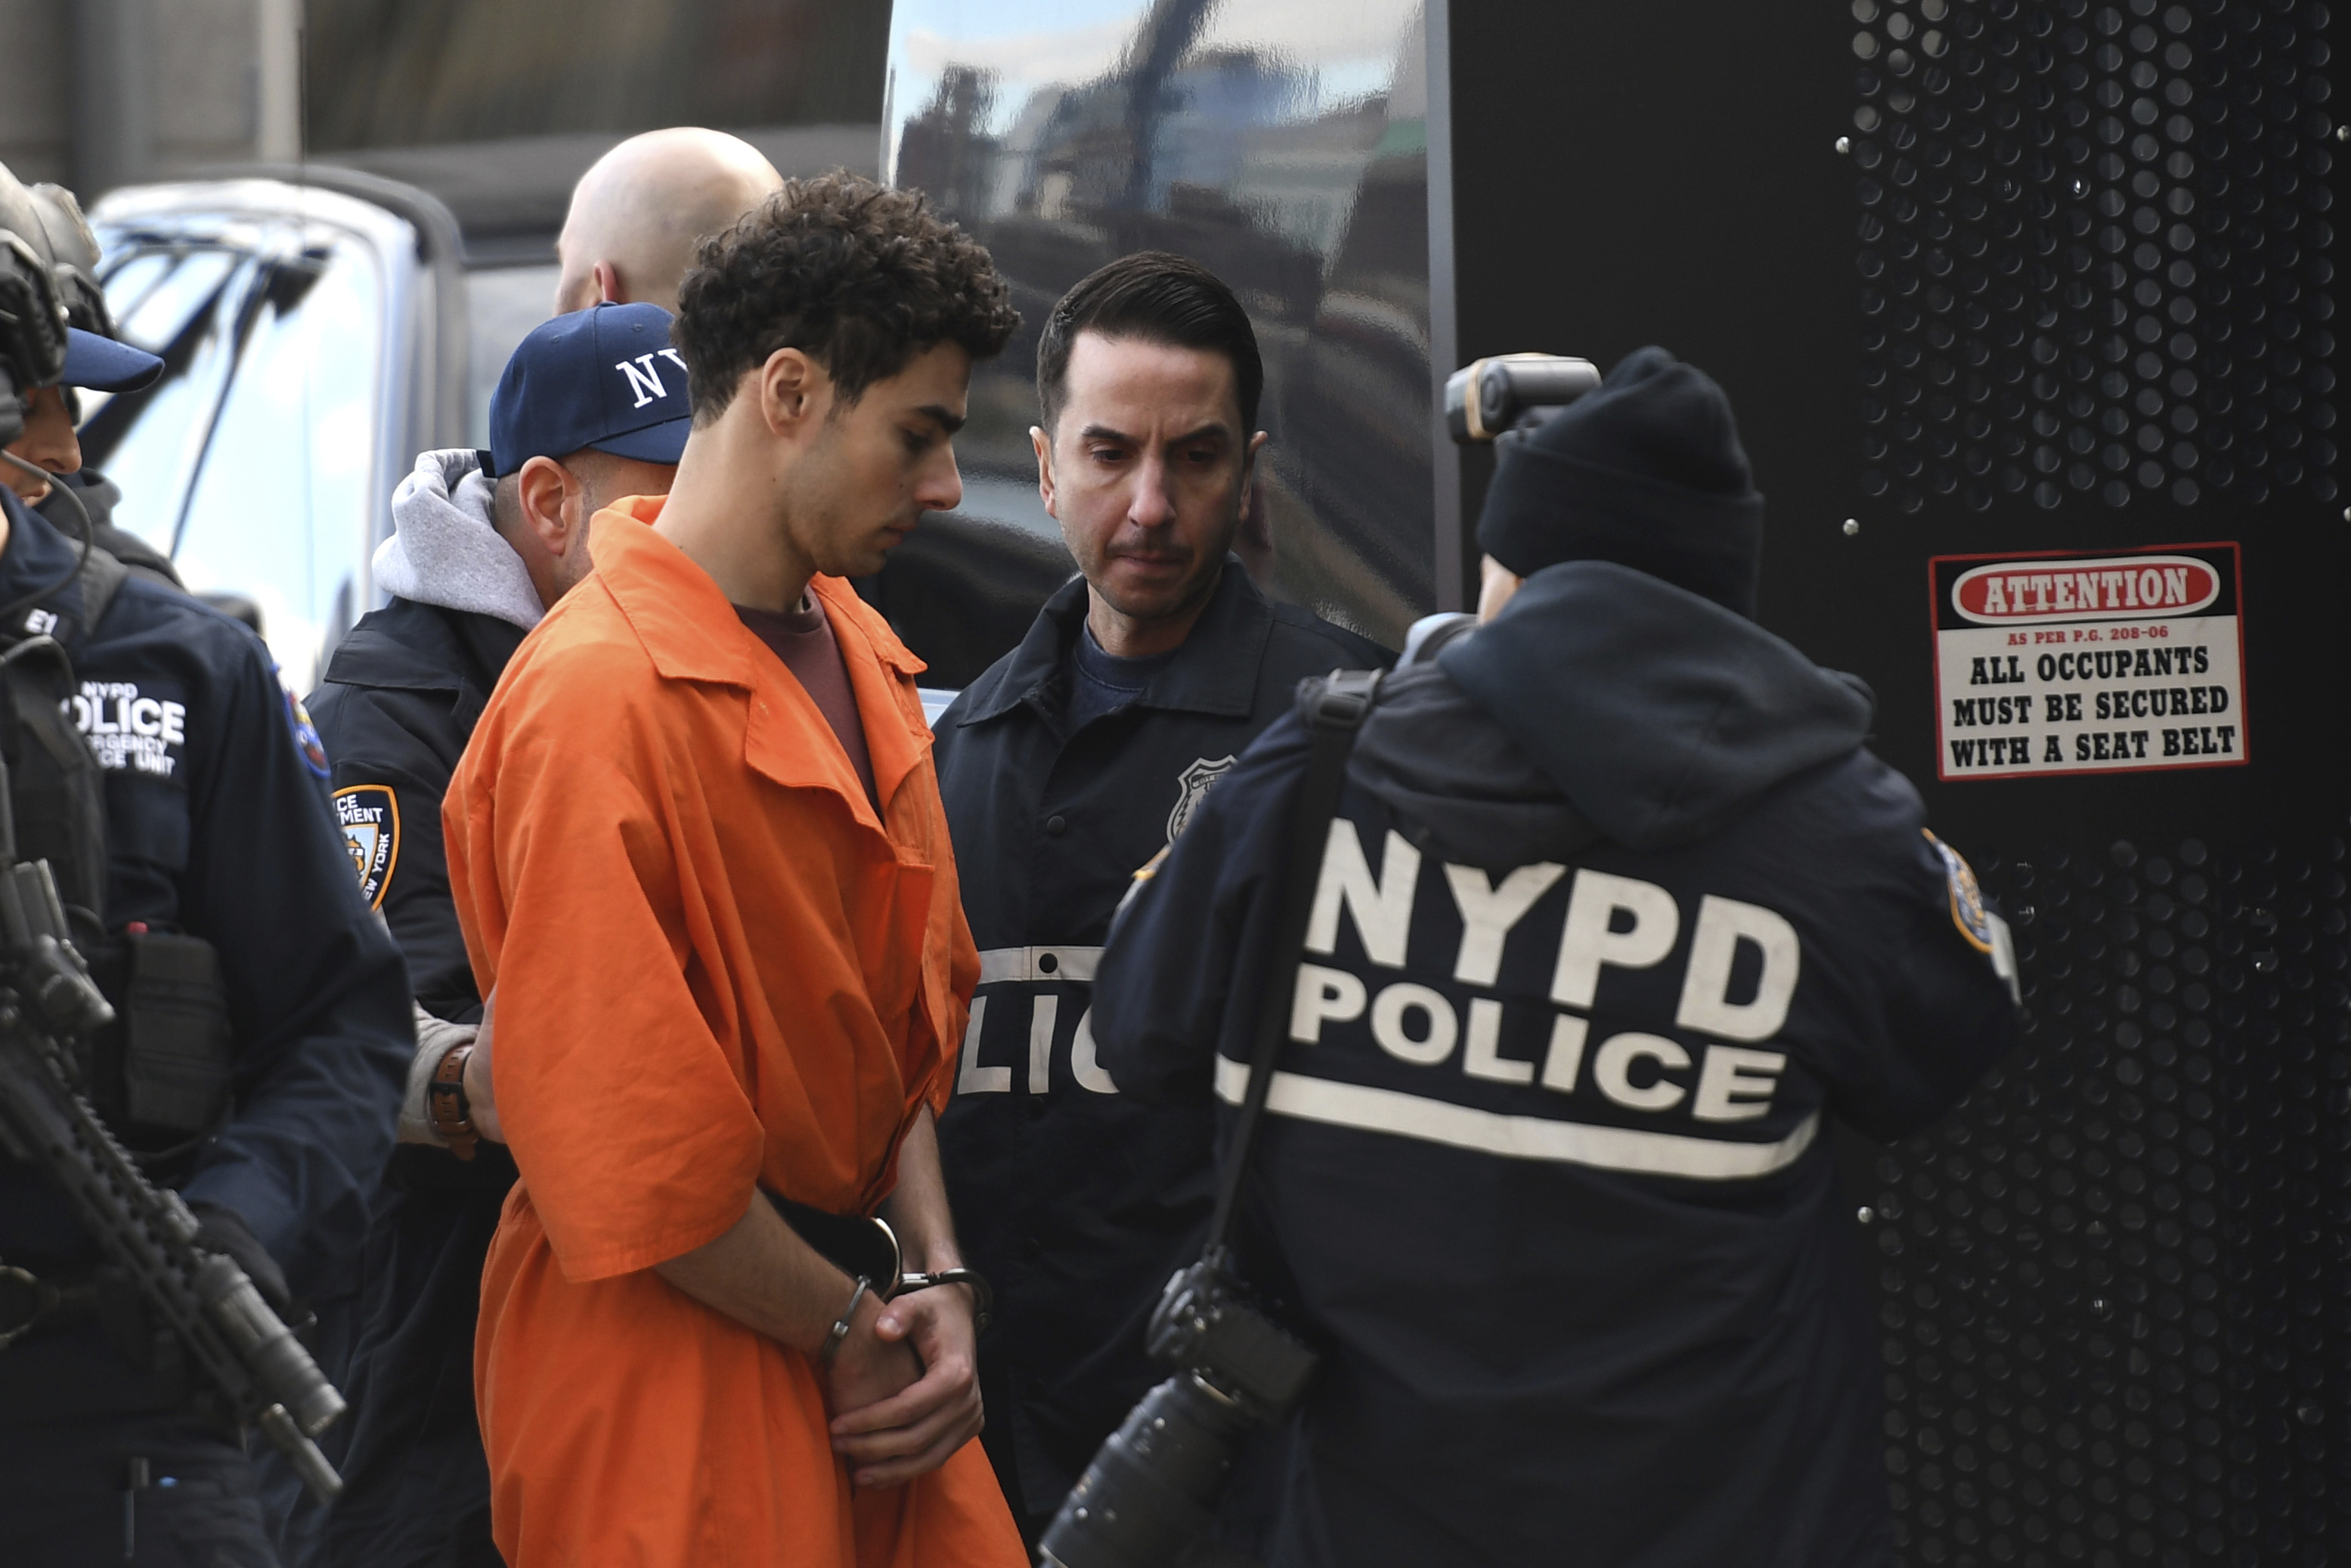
[1037,1372,1256,1568]
[1481,367,1513,431]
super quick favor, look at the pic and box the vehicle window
[81,246,256,552]
[464,265,558,445]
[113,247,239,349]
[173,237,385,693]
[89,250,174,330]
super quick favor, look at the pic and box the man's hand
[826,1281,985,1488]
[651,1108,986,1489]
[397,1007,478,1147]
[650,1195,945,1482]
[464,992,502,1144]
[185,1201,293,1317]
[820,1287,922,1421]
[395,994,503,1147]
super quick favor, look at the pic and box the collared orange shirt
[444,497,1019,1568]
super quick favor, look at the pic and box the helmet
[0,161,72,439]
[25,184,114,339]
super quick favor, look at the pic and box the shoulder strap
[0,635,107,920]
[72,544,129,645]
[0,542,130,654]
[1203,667,1383,1257]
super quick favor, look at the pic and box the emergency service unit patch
[336,786,399,910]
[1166,755,1237,841]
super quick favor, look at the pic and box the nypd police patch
[1925,828,2022,1005]
[1925,829,1994,953]
[336,785,400,910]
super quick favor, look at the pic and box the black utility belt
[763,1191,993,1328]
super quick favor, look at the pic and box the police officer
[303,302,687,1568]
[0,183,181,587]
[0,162,411,1566]
[931,252,1387,1545]
[1092,348,2022,1566]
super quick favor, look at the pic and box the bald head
[553,129,783,316]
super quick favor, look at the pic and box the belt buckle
[0,1263,55,1349]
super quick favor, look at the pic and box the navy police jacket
[309,595,525,1029]
[304,590,525,1568]
[933,561,1387,1522]
[1095,561,2021,1568]
[0,488,410,1418]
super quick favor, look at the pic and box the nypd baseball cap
[485,302,692,479]
[60,327,163,392]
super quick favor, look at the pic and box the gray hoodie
[373,449,544,632]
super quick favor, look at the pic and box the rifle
[0,728,345,1500]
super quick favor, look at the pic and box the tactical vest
[0,544,233,1164]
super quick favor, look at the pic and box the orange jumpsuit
[443,497,1022,1568]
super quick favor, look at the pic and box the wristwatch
[428,1042,479,1161]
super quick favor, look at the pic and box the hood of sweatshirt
[373,449,544,632]
[1352,561,1875,864]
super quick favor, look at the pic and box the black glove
[185,1201,294,1319]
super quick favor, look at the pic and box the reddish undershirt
[735,593,878,807]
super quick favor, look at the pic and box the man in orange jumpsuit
[442,173,1027,1568]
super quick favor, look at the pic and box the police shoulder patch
[1166,755,1237,842]
[336,785,400,910]
[283,687,330,779]
[1925,829,1994,953]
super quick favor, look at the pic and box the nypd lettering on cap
[615,348,690,410]
[488,301,693,476]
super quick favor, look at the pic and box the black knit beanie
[1475,346,1765,618]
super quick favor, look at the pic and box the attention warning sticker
[1929,543,2247,781]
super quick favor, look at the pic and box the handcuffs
[817,1265,995,1368]
[767,1192,993,1367]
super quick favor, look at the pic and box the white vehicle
[84,165,1067,696]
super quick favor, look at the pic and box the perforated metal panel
[1849,0,2337,515]
[1860,835,2350,1564]
[1448,0,2346,1554]
[1836,5,2349,1554]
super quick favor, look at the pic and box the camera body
[1144,1252,1317,1417]
[1037,1251,1316,1568]
[1445,352,1600,443]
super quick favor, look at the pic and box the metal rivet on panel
[1869,830,2343,1563]
[1851,0,2337,519]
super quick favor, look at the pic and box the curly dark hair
[674,172,1019,422]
